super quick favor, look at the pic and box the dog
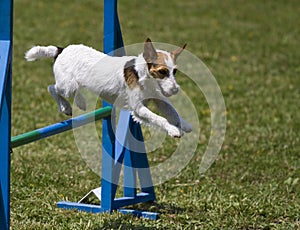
[25,38,192,138]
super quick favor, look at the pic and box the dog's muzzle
[171,86,179,95]
[162,85,179,97]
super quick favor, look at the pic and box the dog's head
[143,38,186,97]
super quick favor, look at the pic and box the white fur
[25,46,58,61]
[25,44,192,137]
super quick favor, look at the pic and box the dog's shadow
[126,201,186,215]
[95,202,185,229]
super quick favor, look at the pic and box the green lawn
[11,0,299,229]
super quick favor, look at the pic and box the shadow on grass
[94,202,186,229]
[129,201,186,214]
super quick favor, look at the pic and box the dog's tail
[25,46,64,61]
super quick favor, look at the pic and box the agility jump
[0,1,159,229]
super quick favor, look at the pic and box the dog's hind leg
[48,85,73,116]
[74,91,87,111]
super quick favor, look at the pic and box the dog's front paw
[61,105,72,116]
[167,125,183,138]
[181,120,193,133]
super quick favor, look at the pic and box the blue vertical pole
[103,0,138,201]
[130,122,155,196]
[0,0,13,229]
[101,0,125,211]
[103,0,124,56]
[102,0,155,206]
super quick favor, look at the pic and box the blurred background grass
[11,0,299,229]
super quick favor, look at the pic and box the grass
[11,0,300,229]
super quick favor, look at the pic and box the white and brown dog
[25,38,192,137]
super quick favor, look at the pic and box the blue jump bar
[11,106,112,148]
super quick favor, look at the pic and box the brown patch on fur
[147,52,170,79]
[156,52,169,65]
[143,38,180,79]
[124,59,139,89]
[149,65,170,79]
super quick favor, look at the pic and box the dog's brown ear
[143,38,157,63]
[171,43,187,62]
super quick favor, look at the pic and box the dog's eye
[158,69,168,76]
[173,69,177,75]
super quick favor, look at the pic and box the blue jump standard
[57,192,159,220]
[56,0,159,220]
[57,203,159,220]
[0,1,160,227]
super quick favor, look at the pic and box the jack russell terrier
[25,38,192,138]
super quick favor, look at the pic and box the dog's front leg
[133,103,183,138]
[152,99,192,133]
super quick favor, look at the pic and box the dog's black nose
[172,87,179,94]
